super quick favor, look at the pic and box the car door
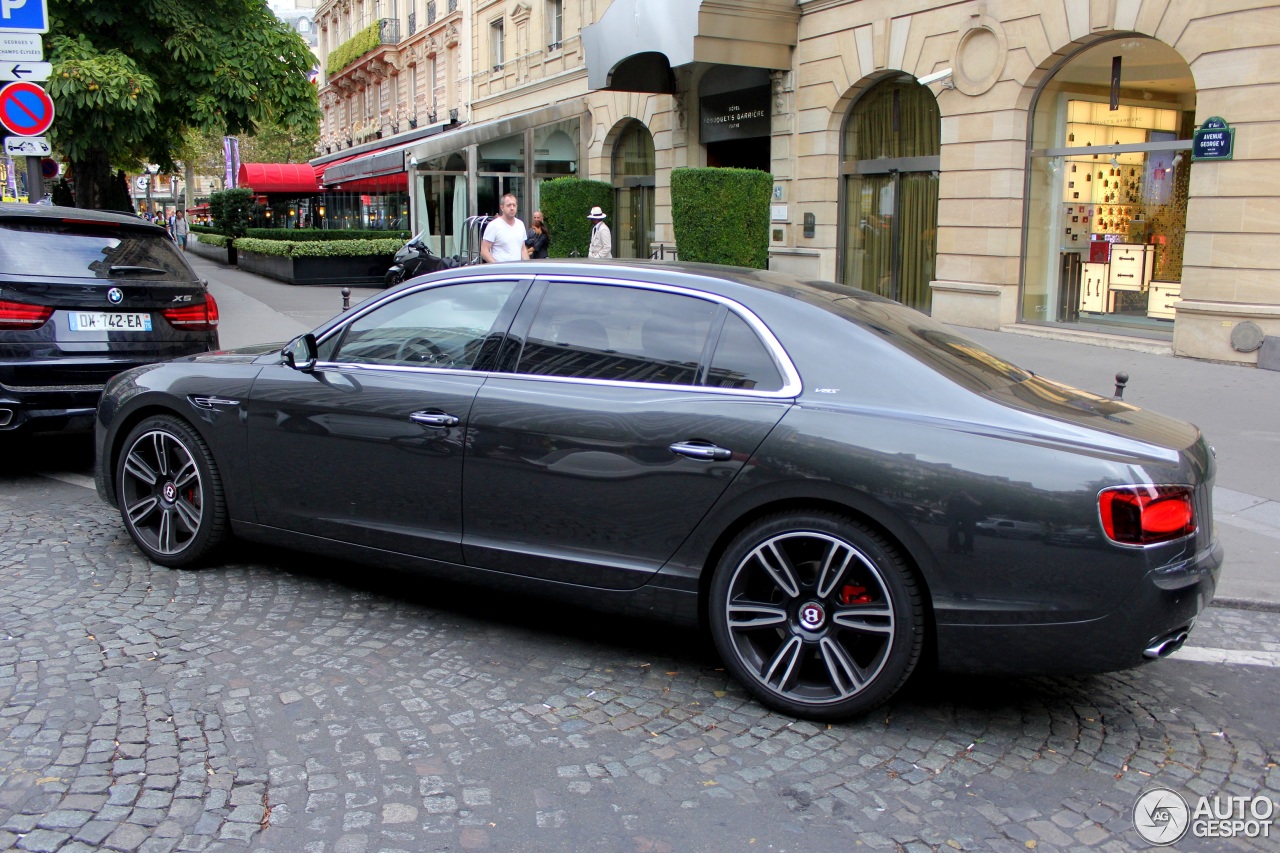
[462,277,798,589]
[245,277,527,563]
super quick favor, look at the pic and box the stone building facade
[308,0,1280,364]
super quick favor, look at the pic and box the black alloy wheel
[709,512,923,720]
[116,415,228,568]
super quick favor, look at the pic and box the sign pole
[25,154,42,203]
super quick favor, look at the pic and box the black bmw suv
[0,203,219,435]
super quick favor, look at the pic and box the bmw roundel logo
[107,287,124,304]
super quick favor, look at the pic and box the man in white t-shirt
[480,193,531,262]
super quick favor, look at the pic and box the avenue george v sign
[1192,117,1234,162]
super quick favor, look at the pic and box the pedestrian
[587,206,611,259]
[480,193,530,262]
[525,209,550,259]
[171,209,190,251]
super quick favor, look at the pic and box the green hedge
[326,21,380,77]
[209,188,255,240]
[671,168,772,269]
[244,228,410,242]
[234,238,404,258]
[539,177,612,258]
[195,233,230,247]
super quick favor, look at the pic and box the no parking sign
[0,80,54,137]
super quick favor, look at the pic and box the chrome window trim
[310,272,803,399]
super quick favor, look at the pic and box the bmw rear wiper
[109,265,168,276]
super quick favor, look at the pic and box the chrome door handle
[410,411,459,427]
[669,441,732,462]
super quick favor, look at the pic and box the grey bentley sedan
[94,261,1221,720]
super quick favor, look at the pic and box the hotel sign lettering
[700,88,770,144]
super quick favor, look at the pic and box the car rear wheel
[709,512,923,720]
[116,415,227,568]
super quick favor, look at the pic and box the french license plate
[69,312,153,332]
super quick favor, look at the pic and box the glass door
[615,184,654,259]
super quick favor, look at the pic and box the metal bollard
[341,287,351,311]
[1114,371,1129,399]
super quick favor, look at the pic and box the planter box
[188,238,229,263]
[236,249,394,286]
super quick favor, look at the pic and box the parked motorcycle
[384,232,450,287]
[383,216,495,287]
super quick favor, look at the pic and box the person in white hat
[587,206,612,259]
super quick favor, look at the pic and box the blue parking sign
[0,0,49,34]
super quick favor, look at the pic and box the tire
[116,415,228,568]
[709,511,924,721]
[384,268,404,288]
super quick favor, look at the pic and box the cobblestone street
[2,468,1278,852]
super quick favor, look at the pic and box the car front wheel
[710,512,923,721]
[116,415,228,568]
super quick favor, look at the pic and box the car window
[0,220,192,279]
[323,280,519,369]
[514,282,717,385]
[705,311,785,392]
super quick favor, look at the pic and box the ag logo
[1134,787,1190,845]
[107,287,124,304]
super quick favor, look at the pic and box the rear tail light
[1098,485,1196,546]
[162,294,219,331]
[0,298,54,330]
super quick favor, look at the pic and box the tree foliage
[48,0,320,208]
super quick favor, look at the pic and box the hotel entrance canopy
[582,0,799,92]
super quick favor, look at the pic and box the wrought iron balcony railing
[378,17,400,44]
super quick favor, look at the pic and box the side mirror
[282,333,318,372]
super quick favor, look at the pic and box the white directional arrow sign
[0,61,51,82]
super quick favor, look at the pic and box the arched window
[1023,38,1195,329]
[840,76,940,312]
[612,121,656,259]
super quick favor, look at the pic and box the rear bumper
[0,383,102,434]
[936,536,1223,675]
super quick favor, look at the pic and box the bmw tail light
[1098,485,1196,546]
[162,294,219,331]
[0,298,54,330]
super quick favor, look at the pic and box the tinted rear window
[0,220,193,280]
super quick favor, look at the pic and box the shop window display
[1022,38,1195,331]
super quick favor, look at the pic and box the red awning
[326,172,408,193]
[310,152,363,183]
[237,163,321,194]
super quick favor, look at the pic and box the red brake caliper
[840,584,872,605]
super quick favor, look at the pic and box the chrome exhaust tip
[0,409,12,427]
[1144,628,1190,659]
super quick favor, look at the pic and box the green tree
[48,0,319,210]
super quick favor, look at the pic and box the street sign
[0,32,41,62]
[39,156,56,179]
[0,80,53,136]
[1192,116,1235,162]
[0,61,50,81]
[0,0,50,33]
[3,133,47,155]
